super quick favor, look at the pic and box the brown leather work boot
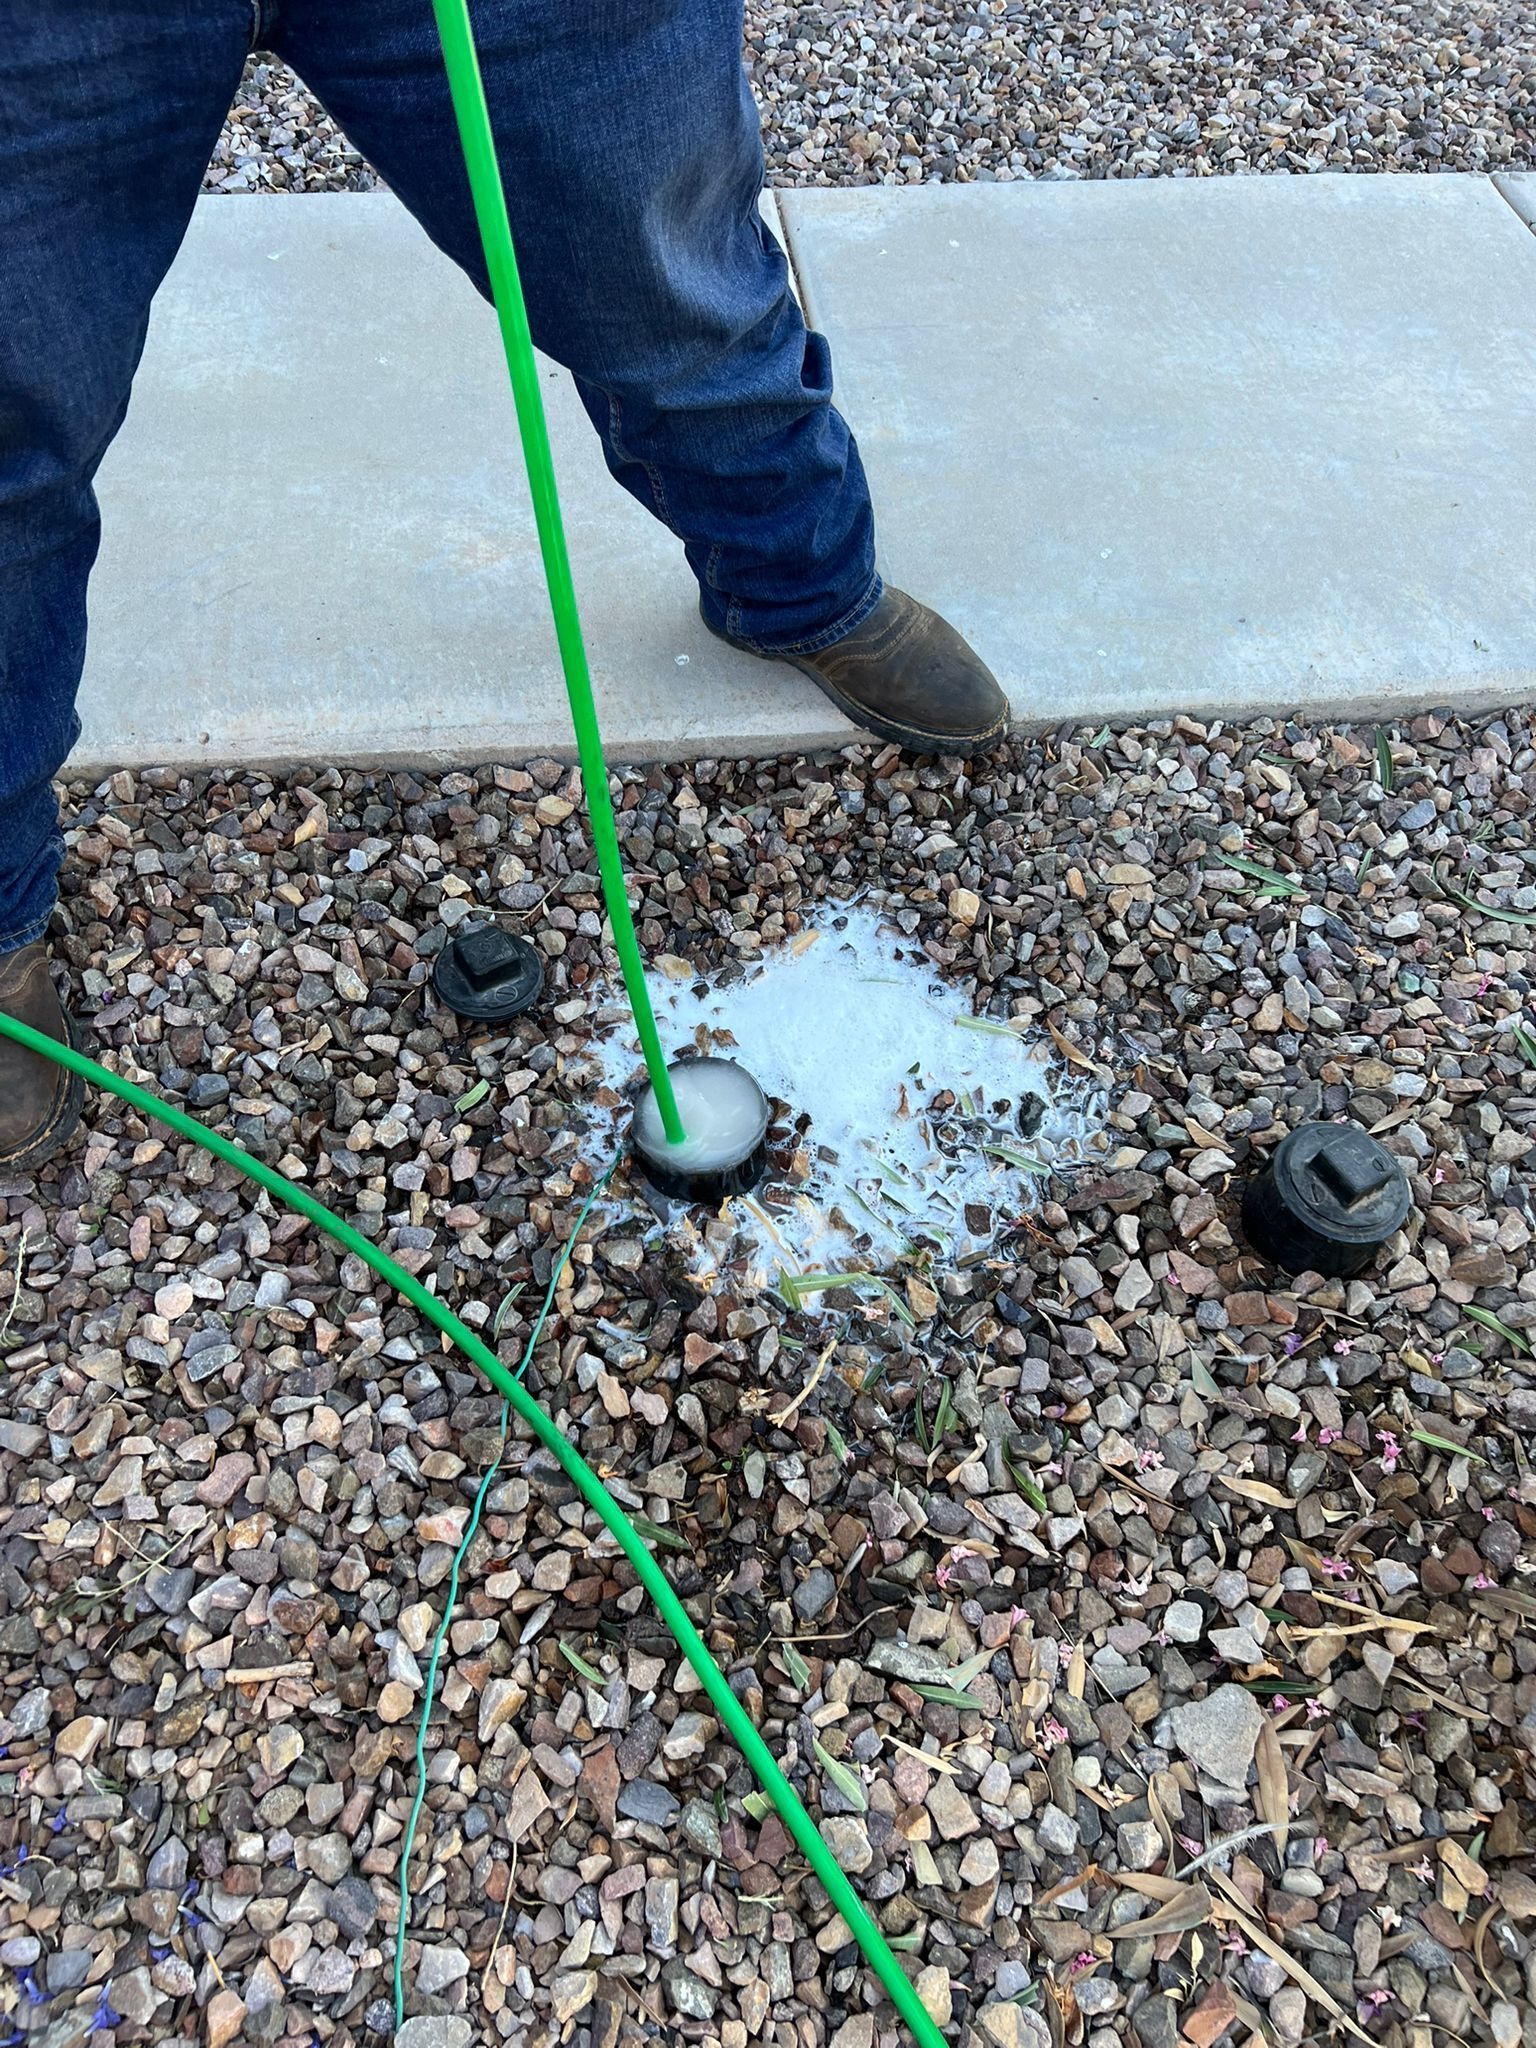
[0,945,85,1173]
[706,585,1010,755]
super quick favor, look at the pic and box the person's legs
[0,0,249,1163]
[0,0,251,950]
[277,0,879,655]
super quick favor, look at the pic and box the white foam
[633,1059,769,1175]
[584,904,1104,1285]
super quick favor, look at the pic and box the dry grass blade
[1255,1717,1291,1855]
[1108,1882,1213,1938]
[1036,1864,1101,1910]
[1397,1674,1491,1724]
[0,1228,32,1353]
[1067,1640,1087,1700]
[1218,1476,1296,1510]
[1146,1777,1178,1863]
[1045,1020,1094,1069]
[1472,1584,1536,1621]
[1116,1872,1185,1902]
[1472,1901,1501,1994]
[1208,1869,1373,2043]
[770,1330,837,1428]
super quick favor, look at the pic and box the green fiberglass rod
[430,0,684,1146]
[0,1012,949,2048]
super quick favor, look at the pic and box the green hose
[394,1160,615,2027]
[0,1011,949,2048]
[429,0,684,1148]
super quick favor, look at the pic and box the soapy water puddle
[576,905,1107,1302]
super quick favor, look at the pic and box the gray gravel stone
[1170,1684,1264,1788]
[616,1779,680,1826]
[395,2021,473,2048]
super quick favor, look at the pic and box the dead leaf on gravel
[1218,1476,1296,1510]
[1208,1869,1373,2044]
[1045,1020,1095,1069]
[1109,1882,1213,1938]
[1067,1639,1086,1699]
[1255,1716,1290,1855]
[1117,1872,1186,1902]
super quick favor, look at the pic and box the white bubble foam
[584,903,1105,1286]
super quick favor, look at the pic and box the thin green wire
[428,0,684,1148]
[393,1161,615,2024]
[0,1013,948,2048]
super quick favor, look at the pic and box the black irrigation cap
[631,1057,771,1205]
[1242,1121,1411,1278]
[431,922,544,1023]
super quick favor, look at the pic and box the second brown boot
[0,944,85,1174]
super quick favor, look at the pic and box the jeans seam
[608,393,672,529]
[249,0,278,52]
[727,571,883,659]
[0,913,52,956]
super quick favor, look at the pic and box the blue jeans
[0,0,879,955]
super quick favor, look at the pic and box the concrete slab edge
[64,670,1534,780]
[1493,173,1536,230]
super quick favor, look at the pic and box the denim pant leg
[278,0,880,654]
[0,1,251,955]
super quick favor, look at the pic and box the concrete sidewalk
[77,175,1536,773]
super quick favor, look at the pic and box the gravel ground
[3,713,1536,2048]
[205,3,1533,195]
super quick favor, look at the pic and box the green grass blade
[560,1641,606,1684]
[781,1642,812,1690]
[1463,1304,1530,1355]
[910,1683,984,1710]
[955,1014,1025,1040]
[1215,850,1305,896]
[1409,1428,1489,1466]
[1434,862,1536,928]
[1002,1444,1049,1513]
[491,1281,526,1342]
[780,1269,917,1328]
[982,1141,1050,1175]
[813,1737,868,1812]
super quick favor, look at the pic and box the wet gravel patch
[206,4,1533,198]
[2,712,1535,2048]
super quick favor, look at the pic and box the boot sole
[705,620,1010,758]
[1,1008,87,1176]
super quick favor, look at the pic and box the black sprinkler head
[431,922,544,1024]
[631,1057,771,1205]
[1242,1121,1411,1278]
